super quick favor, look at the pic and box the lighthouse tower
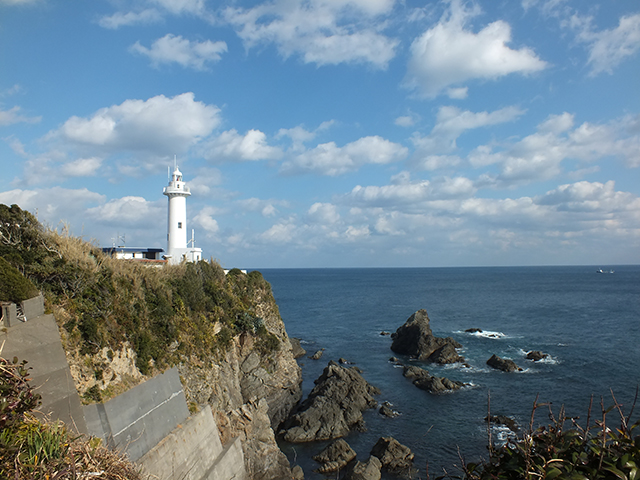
[163,165,202,265]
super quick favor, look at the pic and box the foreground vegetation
[1,356,143,479]
[437,392,640,480]
[0,203,280,401]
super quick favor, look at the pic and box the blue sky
[1,0,639,268]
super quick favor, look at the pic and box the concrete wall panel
[84,367,189,461]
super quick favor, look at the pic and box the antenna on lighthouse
[174,154,177,170]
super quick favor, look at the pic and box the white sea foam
[456,329,507,339]
[518,349,559,365]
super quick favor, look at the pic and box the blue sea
[258,266,640,479]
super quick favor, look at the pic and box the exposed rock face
[280,361,380,443]
[312,439,357,473]
[402,365,465,394]
[179,286,303,480]
[217,399,293,480]
[526,350,548,361]
[309,349,324,360]
[391,310,464,363]
[290,338,306,359]
[465,328,483,333]
[487,354,522,372]
[370,437,416,478]
[344,456,382,480]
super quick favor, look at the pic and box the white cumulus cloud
[56,92,221,157]
[405,0,547,98]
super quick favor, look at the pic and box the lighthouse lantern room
[163,165,202,265]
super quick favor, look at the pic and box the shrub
[0,256,39,303]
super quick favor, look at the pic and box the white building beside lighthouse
[163,166,202,265]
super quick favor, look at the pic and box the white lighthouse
[163,165,202,265]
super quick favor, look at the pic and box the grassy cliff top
[0,204,281,401]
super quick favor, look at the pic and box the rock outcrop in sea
[312,438,357,473]
[486,354,522,372]
[403,365,465,394]
[391,309,464,363]
[526,350,548,361]
[370,436,416,478]
[280,360,380,442]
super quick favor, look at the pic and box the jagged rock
[402,365,464,394]
[280,361,380,442]
[221,398,294,480]
[465,328,483,333]
[343,456,382,480]
[312,439,357,473]
[370,437,416,478]
[379,401,399,418]
[290,338,306,359]
[526,350,548,361]
[486,415,519,433]
[428,343,465,364]
[291,465,304,480]
[380,331,391,336]
[339,357,351,364]
[309,349,325,360]
[391,310,464,364]
[487,354,522,372]
[389,357,400,363]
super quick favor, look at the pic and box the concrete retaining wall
[84,367,189,462]
[139,406,247,480]
[0,310,87,434]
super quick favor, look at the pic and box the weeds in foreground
[438,389,639,480]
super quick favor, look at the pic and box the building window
[178,222,182,228]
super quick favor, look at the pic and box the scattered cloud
[410,105,525,168]
[224,0,399,68]
[86,196,164,227]
[98,9,163,29]
[405,0,547,98]
[0,106,41,126]
[200,129,283,162]
[280,135,408,176]
[130,34,228,70]
[60,157,103,177]
[0,187,105,225]
[571,13,640,76]
[237,197,285,217]
[307,202,340,224]
[468,113,640,185]
[193,206,220,235]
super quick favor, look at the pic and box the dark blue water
[258,266,640,478]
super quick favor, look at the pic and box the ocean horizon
[257,265,640,478]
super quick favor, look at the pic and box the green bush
[0,257,38,303]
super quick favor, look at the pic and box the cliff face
[179,296,302,480]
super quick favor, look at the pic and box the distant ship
[596,269,614,274]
